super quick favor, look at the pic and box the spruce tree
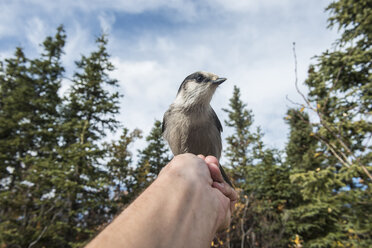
[130,120,171,198]
[0,28,138,248]
[56,34,121,247]
[218,85,256,248]
[284,109,340,248]
[0,27,66,247]
[217,86,293,248]
[285,109,319,172]
[223,85,254,182]
[288,0,372,246]
[106,127,142,207]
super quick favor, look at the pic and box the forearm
[87,155,220,248]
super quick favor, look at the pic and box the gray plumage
[162,71,232,187]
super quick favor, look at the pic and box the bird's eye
[196,75,204,83]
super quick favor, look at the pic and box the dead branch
[290,43,372,181]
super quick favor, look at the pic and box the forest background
[0,0,371,247]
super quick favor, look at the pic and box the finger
[205,156,230,185]
[215,183,237,214]
[206,162,224,183]
[197,154,206,160]
[204,155,219,166]
[212,181,238,203]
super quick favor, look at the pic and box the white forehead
[198,71,218,80]
[173,71,220,106]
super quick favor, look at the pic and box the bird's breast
[163,107,222,159]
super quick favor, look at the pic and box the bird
[162,71,233,187]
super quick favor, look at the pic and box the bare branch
[292,43,312,108]
[291,110,350,168]
[285,95,305,108]
[28,206,62,248]
[289,45,371,180]
[28,225,48,248]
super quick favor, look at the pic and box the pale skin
[86,153,238,248]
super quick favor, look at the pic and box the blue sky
[0,0,339,155]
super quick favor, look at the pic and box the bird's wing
[211,108,223,133]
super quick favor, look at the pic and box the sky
[0,0,339,157]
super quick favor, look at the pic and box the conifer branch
[28,206,61,248]
[291,42,372,181]
[80,119,89,145]
[240,195,250,248]
[292,43,312,108]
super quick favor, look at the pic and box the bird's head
[174,71,226,108]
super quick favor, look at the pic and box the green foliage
[130,120,171,198]
[223,86,254,172]
[54,34,122,247]
[285,0,372,246]
[285,109,320,172]
[284,109,342,247]
[1,0,371,247]
[217,86,294,248]
[327,0,372,48]
[0,28,131,248]
[0,28,171,247]
[0,26,66,247]
[106,128,142,206]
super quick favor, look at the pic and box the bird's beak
[212,77,226,85]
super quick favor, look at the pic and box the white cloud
[98,12,116,34]
[206,0,291,13]
[0,2,17,37]
[62,23,96,68]
[58,23,97,97]
[21,0,196,16]
[1,0,339,154]
[25,17,48,52]
[110,58,174,130]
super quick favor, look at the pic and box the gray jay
[162,71,233,187]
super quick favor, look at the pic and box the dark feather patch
[211,108,223,133]
[177,72,207,95]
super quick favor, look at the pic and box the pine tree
[55,34,122,247]
[106,127,142,207]
[216,86,293,248]
[0,27,66,247]
[130,120,171,198]
[218,86,257,248]
[288,0,372,246]
[223,85,255,182]
[0,28,144,247]
[0,47,31,192]
[285,109,320,172]
[284,109,340,248]
[0,46,35,246]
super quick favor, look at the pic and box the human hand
[88,153,237,248]
[197,155,238,231]
[158,153,237,232]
